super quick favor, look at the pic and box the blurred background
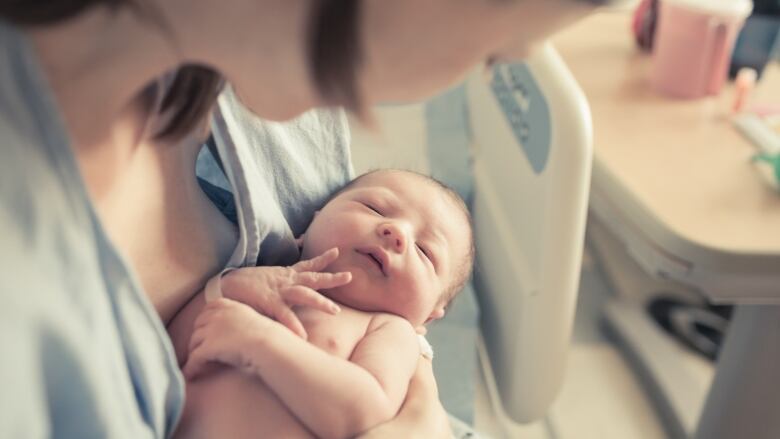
[348,1,780,437]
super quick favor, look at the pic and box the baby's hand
[183,298,271,380]
[219,247,351,339]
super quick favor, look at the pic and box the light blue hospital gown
[0,21,183,438]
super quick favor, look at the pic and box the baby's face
[301,171,470,328]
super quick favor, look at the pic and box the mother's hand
[357,358,453,439]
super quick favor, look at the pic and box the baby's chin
[320,273,381,313]
[320,277,425,326]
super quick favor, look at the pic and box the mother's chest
[91,150,237,321]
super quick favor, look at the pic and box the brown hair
[307,0,365,116]
[153,65,223,141]
[2,0,368,141]
[0,0,125,24]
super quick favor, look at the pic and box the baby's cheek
[320,268,372,308]
[311,218,356,250]
[407,274,438,313]
[301,222,340,259]
[300,235,323,260]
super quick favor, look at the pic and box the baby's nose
[378,223,407,253]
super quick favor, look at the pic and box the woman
[0,0,606,437]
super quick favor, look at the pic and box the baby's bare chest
[295,307,374,359]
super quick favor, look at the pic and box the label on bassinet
[490,64,551,174]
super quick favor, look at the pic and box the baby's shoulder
[366,312,415,334]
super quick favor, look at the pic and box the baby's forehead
[347,170,445,200]
[342,170,472,268]
[347,172,462,218]
[348,169,423,188]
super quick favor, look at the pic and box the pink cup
[651,0,752,99]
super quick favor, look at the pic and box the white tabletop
[553,12,780,257]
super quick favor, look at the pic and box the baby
[167,169,474,439]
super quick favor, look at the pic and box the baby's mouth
[356,248,388,277]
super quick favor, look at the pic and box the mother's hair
[1,0,364,141]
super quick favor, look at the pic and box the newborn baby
[168,169,474,439]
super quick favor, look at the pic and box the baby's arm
[184,299,421,439]
[256,314,420,438]
[214,247,350,339]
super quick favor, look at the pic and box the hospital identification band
[204,268,237,302]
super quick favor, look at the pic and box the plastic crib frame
[465,43,593,426]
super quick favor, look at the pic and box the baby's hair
[328,169,475,307]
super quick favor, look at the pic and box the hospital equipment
[466,49,592,424]
[733,112,780,154]
[350,40,593,433]
[732,67,757,112]
[554,12,780,439]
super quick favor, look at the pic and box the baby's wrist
[241,323,278,375]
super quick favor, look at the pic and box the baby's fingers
[292,247,339,272]
[273,305,308,340]
[188,328,205,356]
[294,271,352,290]
[182,346,210,381]
[283,285,341,314]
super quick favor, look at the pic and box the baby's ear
[424,306,446,325]
[417,306,446,334]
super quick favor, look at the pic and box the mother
[0,0,605,437]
